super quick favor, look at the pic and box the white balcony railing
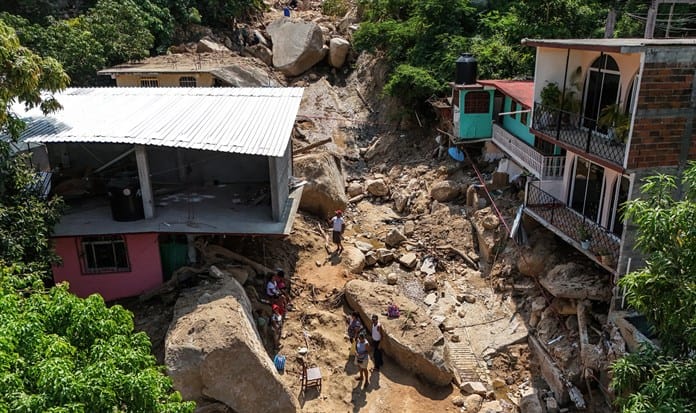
[491,123,565,180]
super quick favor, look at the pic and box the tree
[0,21,68,275]
[0,23,195,411]
[610,162,696,412]
[83,0,155,66]
[0,275,195,412]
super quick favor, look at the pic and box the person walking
[355,332,371,386]
[346,311,363,358]
[371,314,384,371]
[329,210,345,254]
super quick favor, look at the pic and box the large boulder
[197,36,230,53]
[244,44,273,66]
[539,262,612,301]
[295,152,348,218]
[345,280,454,386]
[267,18,327,76]
[430,180,461,202]
[165,277,300,413]
[212,64,280,87]
[328,37,350,68]
[342,246,366,274]
[366,178,389,196]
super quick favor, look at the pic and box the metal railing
[525,180,620,271]
[532,102,627,167]
[491,124,565,180]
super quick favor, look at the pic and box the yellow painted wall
[114,73,216,87]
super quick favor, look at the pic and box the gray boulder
[430,180,461,202]
[211,64,280,87]
[165,277,299,413]
[342,246,366,274]
[328,37,350,68]
[345,280,454,386]
[366,178,389,196]
[197,36,230,53]
[267,18,327,76]
[385,228,407,247]
[295,152,348,218]
[244,44,273,66]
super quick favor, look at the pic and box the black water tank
[107,175,144,222]
[455,53,477,85]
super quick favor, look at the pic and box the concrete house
[522,38,696,278]
[442,40,696,279]
[98,52,278,88]
[8,87,303,301]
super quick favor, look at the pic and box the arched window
[179,76,197,87]
[583,55,620,129]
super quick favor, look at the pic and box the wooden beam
[293,138,332,156]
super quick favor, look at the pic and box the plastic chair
[299,358,322,393]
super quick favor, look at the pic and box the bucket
[283,7,290,16]
[448,147,466,162]
[273,354,286,371]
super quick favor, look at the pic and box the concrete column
[135,145,154,219]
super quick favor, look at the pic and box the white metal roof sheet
[10,87,303,157]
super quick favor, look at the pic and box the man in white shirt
[329,209,345,254]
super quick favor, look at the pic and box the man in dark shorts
[329,209,345,254]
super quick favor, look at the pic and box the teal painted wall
[502,96,535,146]
[458,90,494,140]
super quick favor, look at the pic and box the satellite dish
[448,147,466,162]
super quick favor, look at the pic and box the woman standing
[355,332,371,386]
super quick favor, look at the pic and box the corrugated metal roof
[10,87,303,157]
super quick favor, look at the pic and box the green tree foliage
[196,0,265,26]
[355,0,612,106]
[1,13,106,86]
[0,275,196,412]
[84,0,155,66]
[610,162,696,412]
[0,23,195,411]
[0,20,65,275]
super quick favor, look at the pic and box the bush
[384,64,443,106]
[321,0,348,17]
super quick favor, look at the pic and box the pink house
[10,88,304,301]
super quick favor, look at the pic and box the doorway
[569,157,605,223]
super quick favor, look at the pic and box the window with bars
[140,77,159,87]
[179,76,197,87]
[80,235,130,274]
[464,91,490,114]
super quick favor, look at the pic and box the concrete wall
[148,147,269,185]
[52,233,163,301]
[113,72,216,87]
[502,96,535,146]
[268,143,291,221]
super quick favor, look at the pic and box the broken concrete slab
[460,381,487,395]
[398,252,418,269]
[539,262,611,301]
[345,280,454,386]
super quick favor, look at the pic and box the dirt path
[275,215,459,412]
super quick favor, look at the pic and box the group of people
[266,269,292,349]
[266,210,387,388]
[346,311,384,387]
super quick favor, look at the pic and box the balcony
[525,180,620,272]
[532,103,627,167]
[491,123,565,180]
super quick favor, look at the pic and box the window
[80,235,130,274]
[510,101,518,119]
[179,76,197,87]
[140,77,159,87]
[521,110,528,125]
[464,91,490,114]
[582,55,620,129]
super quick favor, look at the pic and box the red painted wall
[52,233,163,302]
